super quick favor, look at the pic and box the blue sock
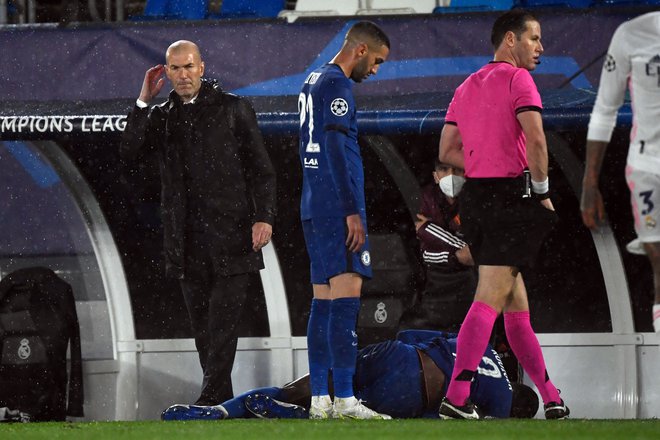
[220,386,281,418]
[329,297,360,398]
[307,298,332,396]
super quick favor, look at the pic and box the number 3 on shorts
[639,190,655,216]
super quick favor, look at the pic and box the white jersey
[587,12,660,175]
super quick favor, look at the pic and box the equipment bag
[0,267,84,421]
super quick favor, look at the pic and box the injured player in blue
[161,330,539,420]
[244,394,308,419]
[161,403,228,421]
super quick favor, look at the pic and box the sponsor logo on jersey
[330,98,349,117]
[304,157,319,169]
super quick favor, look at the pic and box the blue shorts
[302,216,372,285]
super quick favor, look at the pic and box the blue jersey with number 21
[299,63,365,221]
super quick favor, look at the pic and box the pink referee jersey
[445,62,543,178]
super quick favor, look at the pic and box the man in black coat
[120,40,276,405]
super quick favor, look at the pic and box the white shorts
[625,165,660,243]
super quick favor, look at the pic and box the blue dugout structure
[1,7,659,419]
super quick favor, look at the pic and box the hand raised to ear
[139,65,166,104]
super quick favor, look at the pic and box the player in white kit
[581,12,660,334]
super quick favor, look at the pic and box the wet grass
[1,418,659,439]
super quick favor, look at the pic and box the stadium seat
[213,0,285,18]
[141,0,167,18]
[516,0,592,8]
[595,0,660,5]
[433,0,513,14]
[278,0,360,23]
[134,0,209,20]
[356,0,437,15]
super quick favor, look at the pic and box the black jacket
[120,79,276,278]
[0,267,84,420]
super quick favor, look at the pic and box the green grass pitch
[2,419,660,440]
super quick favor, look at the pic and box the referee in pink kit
[438,9,569,420]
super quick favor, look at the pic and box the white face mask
[438,174,465,198]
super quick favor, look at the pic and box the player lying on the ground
[161,330,539,420]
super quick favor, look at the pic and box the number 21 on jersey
[299,91,321,153]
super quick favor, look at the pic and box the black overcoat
[120,79,277,279]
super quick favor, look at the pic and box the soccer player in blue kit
[298,21,391,420]
[161,330,539,420]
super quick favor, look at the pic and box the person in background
[401,158,475,332]
[438,10,568,420]
[298,21,391,420]
[120,40,276,405]
[581,11,660,335]
[161,330,539,421]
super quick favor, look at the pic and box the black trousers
[180,232,257,405]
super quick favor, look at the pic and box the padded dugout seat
[357,233,418,346]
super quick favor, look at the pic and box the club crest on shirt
[330,98,349,116]
[361,250,371,266]
[604,54,616,72]
[374,302,388,324]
